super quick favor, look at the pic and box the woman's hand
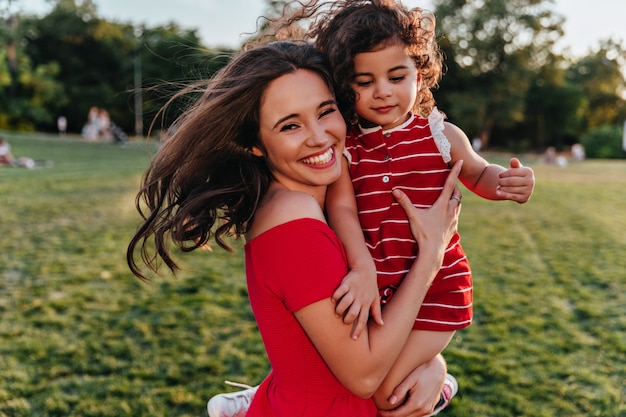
[378,354,447,417]
[392,160,463,258]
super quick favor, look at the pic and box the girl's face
[255,69,346,195]
[351,43,419,130]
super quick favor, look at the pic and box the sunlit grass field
[1,132,624,417]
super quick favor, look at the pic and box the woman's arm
[296,161,463,398]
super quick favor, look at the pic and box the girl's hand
[496,157,535,203]
[332,265,383,340]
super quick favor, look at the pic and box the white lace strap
[342,147,352,164]
[428,107,451,163]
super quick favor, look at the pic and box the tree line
[0,0,233,138]
[1,0,625,155]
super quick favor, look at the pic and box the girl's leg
[372,329,455,411]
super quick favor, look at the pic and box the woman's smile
[301,146,336,166]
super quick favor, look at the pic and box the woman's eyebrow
[272,100,337,130]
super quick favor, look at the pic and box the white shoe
[430,373,458,415]
[207,381,258,417]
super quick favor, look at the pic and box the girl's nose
[374,81,392,98]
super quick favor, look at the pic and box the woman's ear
[251,146,264,157]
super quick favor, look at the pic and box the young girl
[127,41,462,417]
[301,0,536,411]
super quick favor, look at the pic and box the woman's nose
[307,122,329,146]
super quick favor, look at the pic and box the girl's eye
[354,80,372,87]
[390,76,406,82]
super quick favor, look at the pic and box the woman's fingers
[438,160,463,205]
[392,160,463,249]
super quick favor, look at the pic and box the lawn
[0,132,624,417]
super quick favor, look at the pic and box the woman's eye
[320,107,337,118]
[280,123,299,132]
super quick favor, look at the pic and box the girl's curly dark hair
[265,0,443,126]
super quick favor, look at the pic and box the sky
[14,0,626,59]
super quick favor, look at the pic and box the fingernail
[389,395,398,405]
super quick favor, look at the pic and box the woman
[127,41,462,416]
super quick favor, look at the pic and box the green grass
[0,132,624,416]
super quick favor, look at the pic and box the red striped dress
[345,109,472,331]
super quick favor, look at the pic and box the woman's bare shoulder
[247,188,326,239]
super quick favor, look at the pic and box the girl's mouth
[374,106,395,113]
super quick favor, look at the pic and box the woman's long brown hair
[127,41,335,280]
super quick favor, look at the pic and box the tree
[136,24,234,135]
[432,0,565,148]
[20,0,131,132]
[20,0,233,135]
[522,64,585,151]
[0,0,64,130]
[566,39,626,132]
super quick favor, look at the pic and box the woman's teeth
[302,148,333,165]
